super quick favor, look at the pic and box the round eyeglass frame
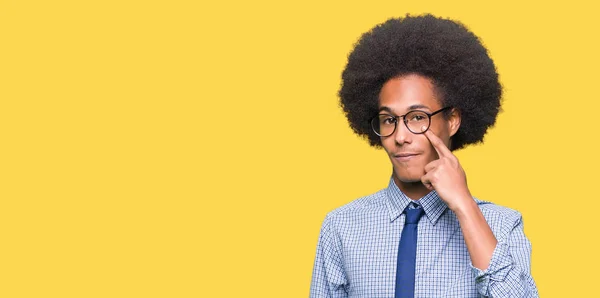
[370,106,453,137]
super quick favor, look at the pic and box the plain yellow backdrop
[1,0,599,297]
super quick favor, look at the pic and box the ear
[447,108,461,137]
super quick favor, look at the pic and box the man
[310,14,539,297]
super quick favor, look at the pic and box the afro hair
[339,14,502,151]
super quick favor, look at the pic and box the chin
[396,177,422,184]
[393,169,424,184]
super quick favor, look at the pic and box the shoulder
[321,188,388,228]
[474,198,522,219]
[473,198,525,241]
[474,198,521,220]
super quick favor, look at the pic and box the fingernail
[421,126,427,132]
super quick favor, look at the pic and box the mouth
[393,153,420,162]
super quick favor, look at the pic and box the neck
[392,175,431,201]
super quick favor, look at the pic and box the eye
[407,112,427,122]
[380,116,396,125]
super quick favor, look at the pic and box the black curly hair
[339,14,502,151]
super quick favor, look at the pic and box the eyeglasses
[370,107,452,137]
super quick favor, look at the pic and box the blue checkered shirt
[310,178,539,297]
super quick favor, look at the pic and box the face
[378,74,460,184]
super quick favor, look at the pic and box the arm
[421,129,498,271]
[421,130,538,297]
[455,199,497,274]
[309,215,348,298]
[468,210,539,297]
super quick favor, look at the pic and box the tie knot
[405,207,424,224]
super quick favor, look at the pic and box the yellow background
[1,0,599,297]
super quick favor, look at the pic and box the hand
[421,128,473,211]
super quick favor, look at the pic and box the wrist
[450,194,477,216]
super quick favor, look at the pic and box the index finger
[422,127,452,158]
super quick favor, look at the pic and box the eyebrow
[378,104,431,114]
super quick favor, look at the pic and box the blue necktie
[395,204,424,298]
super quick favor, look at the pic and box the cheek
[419,139,439,163]
[422,149,439,164]
[430,123,452,145]
[380,137,395,152]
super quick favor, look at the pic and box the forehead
[378,74,441,113]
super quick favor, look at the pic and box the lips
[393,152,420,161]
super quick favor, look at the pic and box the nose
[394,120,412,145]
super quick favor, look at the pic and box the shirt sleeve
[469,211,539,297]
[309,214,348,298]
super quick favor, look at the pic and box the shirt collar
[384,176,448,225]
